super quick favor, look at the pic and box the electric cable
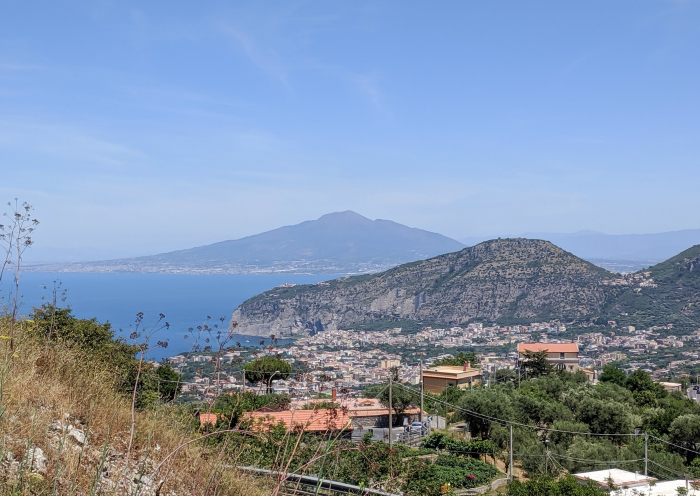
[392,381,637,436]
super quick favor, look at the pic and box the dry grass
[0,320,272,496]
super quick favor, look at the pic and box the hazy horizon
[3,1,700,258]
[23,209,700,265]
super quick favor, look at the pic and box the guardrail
[237,466,403,496]
[396,428,430,447]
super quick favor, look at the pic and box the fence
[237,466,403,496]
[396,427,431,447]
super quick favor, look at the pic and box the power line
[392,381,637,437]
[649,435,700,457]
[549,453,644,465]
[648,460,687,478]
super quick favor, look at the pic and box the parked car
[410,421,425,432]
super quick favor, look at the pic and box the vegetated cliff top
[231,238,616,336]
[604,244,700,327]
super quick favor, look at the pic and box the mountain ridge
[230,238,615,337]
[26,211,465,275]
[230,240,700,337]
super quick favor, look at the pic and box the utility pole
[420,359,424,424]
[644,433,648,477]
[388,374,393,449]
[242,369,246,393]
[509,424,514,481]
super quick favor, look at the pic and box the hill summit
[231,238,613,336]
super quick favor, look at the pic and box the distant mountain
[28,211,465,275]
[231,238,613,337]
[459,229,700,272]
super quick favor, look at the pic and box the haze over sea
[2,272,336,360]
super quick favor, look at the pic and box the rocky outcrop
[230,239,614,337]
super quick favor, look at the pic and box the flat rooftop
[423,366,481,378]
[574,468,656,488]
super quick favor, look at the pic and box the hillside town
[165,320,700,401]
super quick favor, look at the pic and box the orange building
[517,343,580,372]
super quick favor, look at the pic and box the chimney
[463,362,470,371]
[332,388,337,402]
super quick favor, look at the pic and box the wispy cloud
[220,24,289,84]
[0,118,147,170]
[348,71,384,112]
[0,62,43,72]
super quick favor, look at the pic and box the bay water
[2,272,337,360]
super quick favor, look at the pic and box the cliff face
[230,239,613,337]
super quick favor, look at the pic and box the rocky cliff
[230,239,614,337]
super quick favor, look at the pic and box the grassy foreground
[0,317,271,496]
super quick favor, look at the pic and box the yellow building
[422,364,482,394]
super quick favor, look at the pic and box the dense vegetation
[30,305,183,407]
[446,367,694,479]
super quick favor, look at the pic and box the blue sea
[2,272,337,360]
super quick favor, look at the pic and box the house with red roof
[242,408,353,435]
[517,342,581,372]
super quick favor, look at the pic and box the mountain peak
[39,211,464,275]
[314,211,372,224]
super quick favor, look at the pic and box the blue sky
[1,1,699,261]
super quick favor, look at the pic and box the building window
[560,353,565,359]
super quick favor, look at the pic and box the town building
[659,381,682,393]
[517,342,580,372]
[573,469,656,491]
[421,364,482,394]
[242,409,353,435]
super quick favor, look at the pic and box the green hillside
[605,245,700,328]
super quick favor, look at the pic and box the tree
[575,397,633,436]
[458,388,513,438]
[506,475,608,496]
[520,350,553,378]
[513,390,573,427]
[669,414,700,464]
[626,368,663,395]
[155,364,182,402]
[599,365,626,387]
[243,357,292,393]
[432,351,479,368]
[548,420,590,450]
[364,382,417,422]
[625,369,666,406]
[495,368,517,384]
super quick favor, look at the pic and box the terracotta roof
[517,343,579,353]
[243,409,352,432]
[199,413,218,427]
[349,407,422,418]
